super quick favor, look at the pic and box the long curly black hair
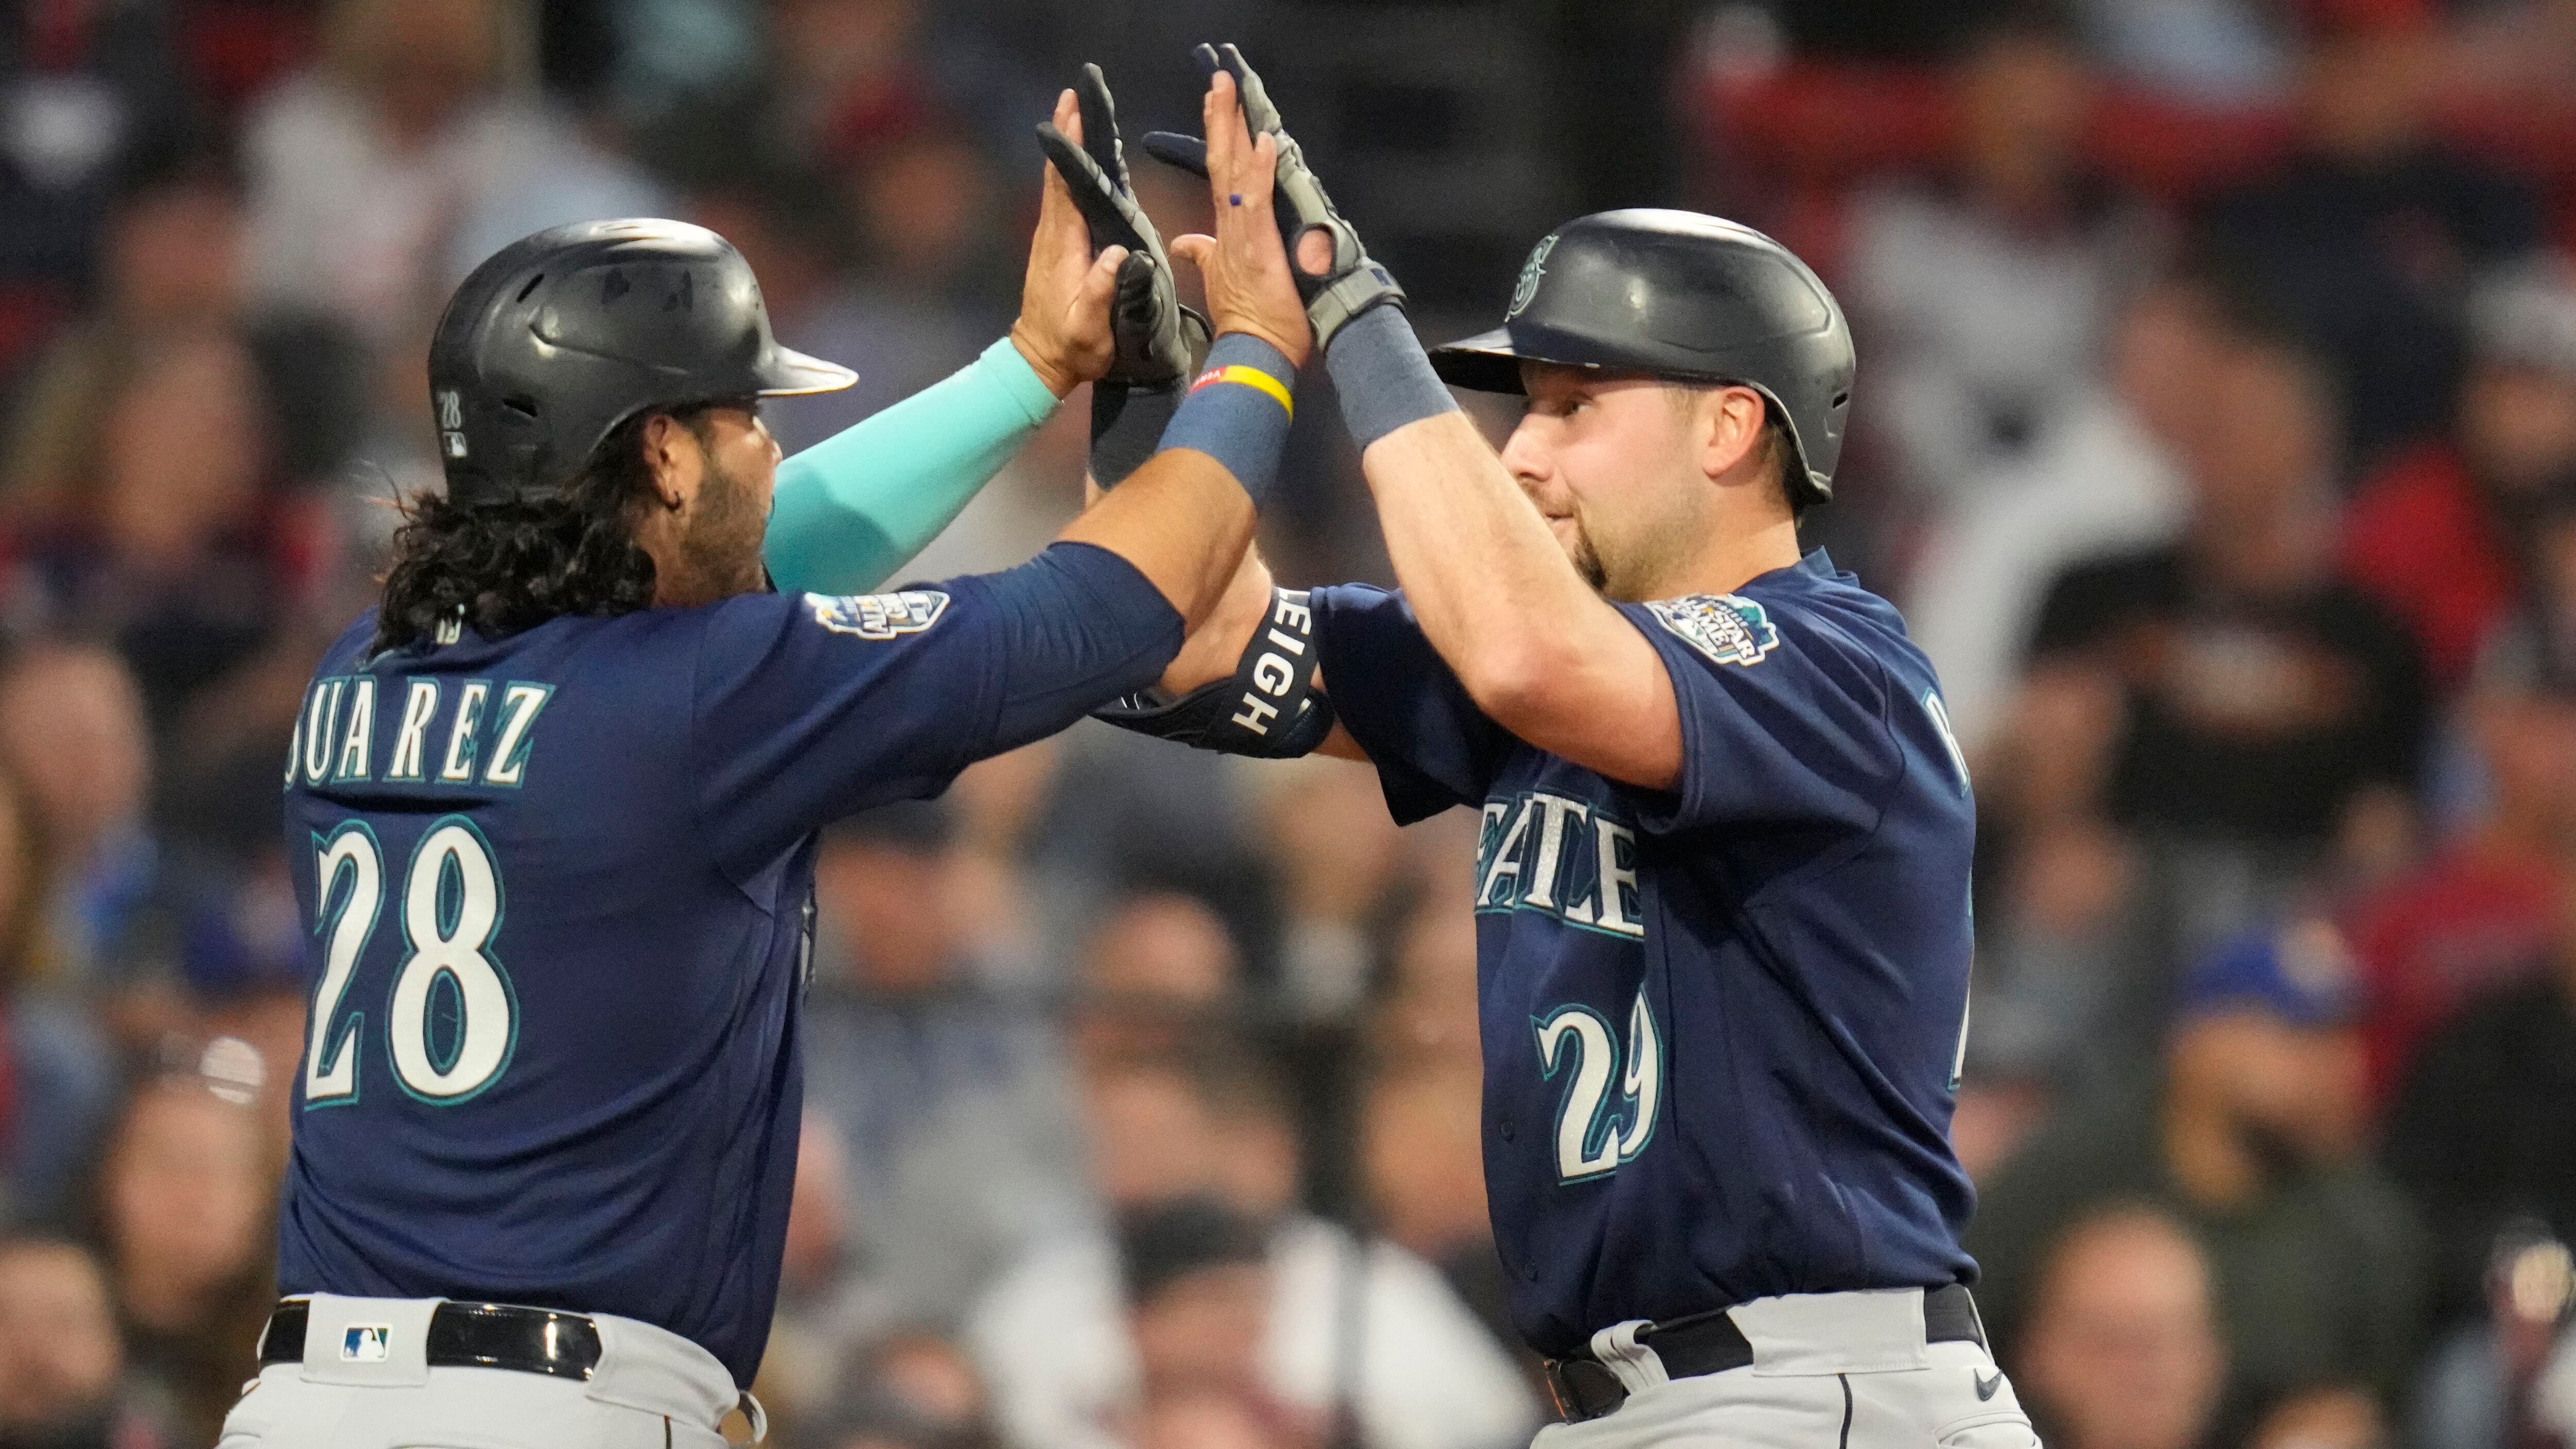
[371,405,722,657]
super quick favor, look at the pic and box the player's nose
[1499,419,1552,493]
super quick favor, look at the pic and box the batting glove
[1142,43,1407,352]
[1037,63,1211,389]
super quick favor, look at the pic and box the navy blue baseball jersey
[274,543,1176,1384]
[1311,550,1978,1358]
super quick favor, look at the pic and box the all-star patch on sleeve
[1613,581,1901,837]
[1642,592,1784,669]
[802,589,952,639]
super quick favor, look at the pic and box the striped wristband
[1158,333,1297,506]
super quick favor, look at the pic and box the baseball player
[224,85,1321,1447]
[1032,49,2031,1448]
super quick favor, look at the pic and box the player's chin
[1552,520,1608,593]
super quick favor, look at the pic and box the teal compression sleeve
[762,336,1063,595]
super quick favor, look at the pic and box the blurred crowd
[2,2,2575,1448]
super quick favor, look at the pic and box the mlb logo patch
[1646,593,1781,668]
[342,1324,393,1362]
[805,590,951,640]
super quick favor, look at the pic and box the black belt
[258,1299,603,1380]
[1544,1284,1987,1424]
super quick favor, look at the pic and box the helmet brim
[755,347,859,396]
[1425,328,1537,394]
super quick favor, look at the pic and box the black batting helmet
[427,219,855,506]
[1428,209,1855,503]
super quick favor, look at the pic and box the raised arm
[1156,46,1682,788]
[1347,404,1680,788]
[762,89,1123,598]
[1054,66,1311,630]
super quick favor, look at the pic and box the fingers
[1169,233,1215,275]
[1039,124,1138,245]
[1055,87,1080,147]
[1218,44,1281,133]
[1076,63,1120,181]
[1202,69,1243,200]
[1139,132,1209,178]
[1236,132,1281,237]
[1078,244,1128,313]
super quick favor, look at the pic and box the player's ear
[637,412,692,513]
[1698,386,1768,487]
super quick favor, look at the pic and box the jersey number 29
[304,816,518,1106]
[1534,989,1663,1182]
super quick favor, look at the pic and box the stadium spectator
[1072,890,1243,1068]
[802,1328,1004,1449]
[1903,268,2208,756]
[0,0,198,380]
[238,0,665,393]
[0,646,158,987]
[0,1234,173,1449]
[838,118,1014,335]
[2344,627,2576,1107]
[0,759,115,1229]
[1,158,367,521]
[2012,1204,2227,1449]
[2409,1227,2576,1449]
[801,802,1085,1330]
[1359,1061,1519,1368]
[1969,920,2425,1441]
[1136,1389,1303,1449]
[765,1112,862,1420]
[1254,758,1403,1024]
[2383,853,2576,1331]
[683,175,987,456]
[762,1118,1012,1449]
[968,1051,1538,1449]
[1371,897,1481,1075]
[86,1071,274,1446]
[1119,1197,1307,1437]
[2009,325,2430,963]
[0,327,325,735]
[1844,5,2157,510]
[2195,0,2547,468]
[2342,257,2576,690]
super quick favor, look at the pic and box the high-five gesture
[1037,64,1209,389]
[1007,88,1129,398]
[1166,66,1313,369]
[1146,44,1405,350]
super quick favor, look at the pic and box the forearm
[1160,548,1274,693]
[1059,332,1296,631]
[1056,447,1256,630]
[763,337,1060,595]
[1360,413,1632,713]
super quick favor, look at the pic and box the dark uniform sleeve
[1611,595,1899,838]
[1309,584,1510,825]
[695,541,1181,877]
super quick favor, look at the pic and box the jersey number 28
[303,816,518,1106]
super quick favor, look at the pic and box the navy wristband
[1158,333,1297,507]
[1091,381,1183,488]
[1324,305,1459,451]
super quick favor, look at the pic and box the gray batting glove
[1141,43,1406,351]
[1036,63,1211,387]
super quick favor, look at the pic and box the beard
[664,453,772,604]
[1555,513,1609,592]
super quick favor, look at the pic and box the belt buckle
[1545,1356,1628,1423]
